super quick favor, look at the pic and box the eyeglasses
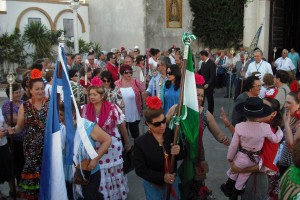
[112,57,116,59]
[101,79,110,83]
[124,70,133,74]
[167,71,173,75]
[149,117,166,127]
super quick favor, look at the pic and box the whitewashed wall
[0,0,90,46]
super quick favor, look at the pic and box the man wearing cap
[245,49,273,82]
[121,47,127,60]
[133,46,140,58]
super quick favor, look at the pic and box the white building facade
[0,0,89,44]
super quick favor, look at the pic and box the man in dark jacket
[197,50,216,114]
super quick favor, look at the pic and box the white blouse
[120,87,140,122]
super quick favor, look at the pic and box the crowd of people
[0,45,300,200]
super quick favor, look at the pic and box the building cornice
[6,0,88,6]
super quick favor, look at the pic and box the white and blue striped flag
[39,44,97,200]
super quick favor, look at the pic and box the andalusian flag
[179,47,200,184]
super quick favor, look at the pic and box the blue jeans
[226,73,236,96]
[143,177,180,200]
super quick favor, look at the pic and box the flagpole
[142,51,148,136]
[166,33,196,200]
[240,52,248,94]
[7,68,16,200]
[57,33,66,107]
[227,48,235,116]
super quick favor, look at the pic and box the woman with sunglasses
[81,77,129,199]
[166,74,230,199]
[115,65,144,139]
[164,64,181,114]
[134,96,185,199]
[100,71,120,105]
[69,69,86,105]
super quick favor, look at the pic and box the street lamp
[70,0,80,53]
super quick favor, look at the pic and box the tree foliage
[23,22,63,60]
[189,0,247,49]
[66,39,102,55]
[0,28,27,67]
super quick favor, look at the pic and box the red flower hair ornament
[195,74,205,86]
[146,96,162,110]
[90,76,103,87]
[30,69,43,79]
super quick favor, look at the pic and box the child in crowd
[221,97,283,200]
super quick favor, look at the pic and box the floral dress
[20,100,47,200]
[82,102,129,199]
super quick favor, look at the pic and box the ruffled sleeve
[114,104,125,125]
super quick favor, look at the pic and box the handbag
[122,147,134,174]
[74,159,91,185]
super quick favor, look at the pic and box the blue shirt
[288,52,300,68]
[146,73,168,97]
[163,83,180,114]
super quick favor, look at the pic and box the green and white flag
[179,47,200,184]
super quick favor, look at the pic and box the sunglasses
[124,71,133,74]
[149,117,166,127]
[112,57,116,59]
[167,71,173,75]
[101,79,110,83]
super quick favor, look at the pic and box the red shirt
[260,127,279,172]
[79,79,90,89]
[106,62,119,81]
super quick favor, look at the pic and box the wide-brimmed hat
[235,97,272,118]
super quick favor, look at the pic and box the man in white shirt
[245,49,273,82]
[274,49,295,72]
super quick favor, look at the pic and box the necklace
[31,97,47,129]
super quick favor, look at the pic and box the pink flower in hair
[90,76,103,87]
[195,74,205,86]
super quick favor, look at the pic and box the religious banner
[166,0,182,28]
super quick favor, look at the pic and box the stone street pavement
[0,88,232,200]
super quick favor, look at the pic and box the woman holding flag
[134,96,185,199]
[166,74,230,199]
[8,69,48,199]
